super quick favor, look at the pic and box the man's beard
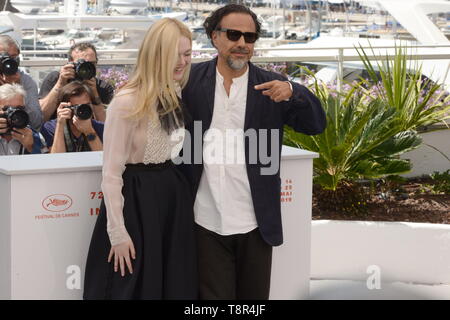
[226,55,248,70]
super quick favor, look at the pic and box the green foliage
[285,45,450,193]
[356,44,450,129]
[284,74,422,191]
[429,170,450,194]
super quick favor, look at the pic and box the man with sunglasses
[0,35,43,132]
[181,4,326,300]
[39,42,114,122]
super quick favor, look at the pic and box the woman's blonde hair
[120,18,192,120]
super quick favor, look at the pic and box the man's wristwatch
[92,96,102,105]
[86,132,97,141]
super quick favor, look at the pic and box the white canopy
[377,0,450,45]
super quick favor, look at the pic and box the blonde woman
[83,18,197,299]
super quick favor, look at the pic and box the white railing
[20,44,450,91]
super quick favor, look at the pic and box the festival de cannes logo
[42,194,73,212]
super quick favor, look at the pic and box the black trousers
[196,224,272,300]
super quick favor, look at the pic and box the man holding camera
[0,35,44,131]
[0,83,47,155]
[40,81,103,153]
[39,42,114,122]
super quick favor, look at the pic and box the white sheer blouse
[101,89,185,246]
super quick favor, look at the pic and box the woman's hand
[108,239,136,277]
[56,102,72,124]
[72,115,94,135]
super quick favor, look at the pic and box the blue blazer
[180,58,326,246]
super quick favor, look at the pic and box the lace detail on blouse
[143,116,185,165]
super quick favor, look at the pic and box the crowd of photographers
[0,35,112,156]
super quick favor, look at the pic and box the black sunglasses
[216,28,259,44]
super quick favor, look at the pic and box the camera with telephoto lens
[0,106,29,131]
[64,103,93,120]
[0,53,20,76]
[72,59,96,81]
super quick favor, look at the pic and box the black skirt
[83,161,198,300]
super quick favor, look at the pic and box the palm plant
[285,45,450,196]
[284,79,422,192]
[356,45,450,129]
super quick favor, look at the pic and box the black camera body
[0,106,29,131]
[0,53,20,76]
[64,103,93,120]
[72,59,96,81]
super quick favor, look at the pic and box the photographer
[0,35,44,131]
[0,83,48,155]
[41,81,103,153]
[39,42,114,122]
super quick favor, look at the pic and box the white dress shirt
[0,137,24,155]
[194,67,258,235]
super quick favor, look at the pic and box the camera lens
[75,60,96,80]
[73,104,93,120]
[3,107,29,129]
[0,57,19,76]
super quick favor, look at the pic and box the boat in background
[108,0,148,15]
[265,0,450,87]
[9,0,50,14]
[0,10,187,52]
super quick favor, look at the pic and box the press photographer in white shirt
[0,83,47,155]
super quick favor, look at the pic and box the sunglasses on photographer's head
[215,28,259,44]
